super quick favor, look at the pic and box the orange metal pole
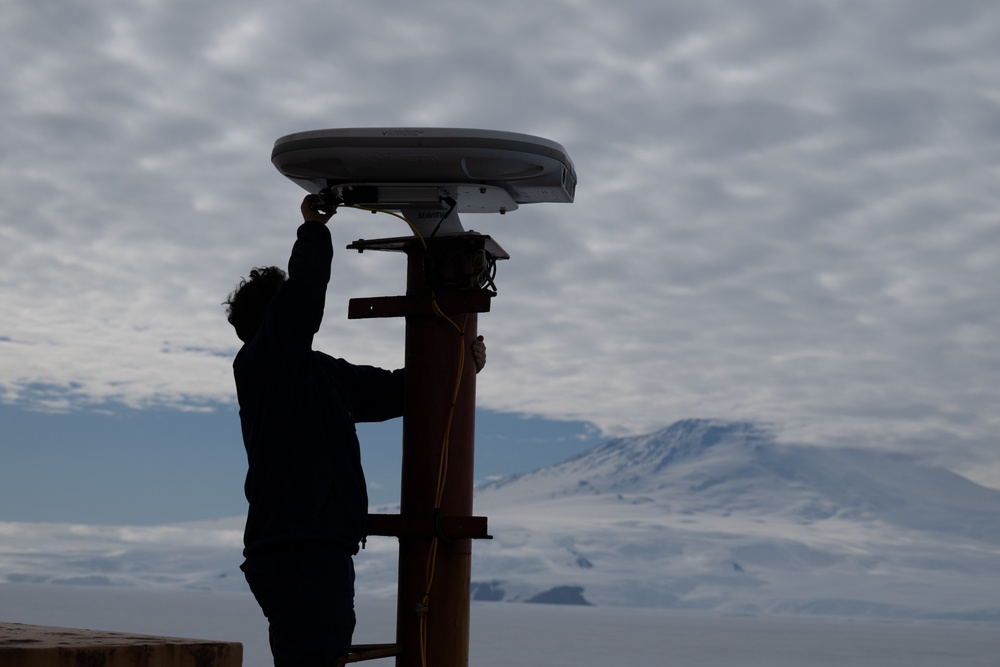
[394,242,479,667]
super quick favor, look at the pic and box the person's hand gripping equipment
[302,194,335,224]
[472,335,486,374]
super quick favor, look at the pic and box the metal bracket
[366,513,492,540]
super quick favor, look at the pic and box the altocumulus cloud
[1,0,999,483]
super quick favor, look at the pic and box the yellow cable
[343,204,428,250]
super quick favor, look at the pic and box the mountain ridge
[467,419,1000,618]
[477,419,1000,538]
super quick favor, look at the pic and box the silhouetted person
[224,194,485,666]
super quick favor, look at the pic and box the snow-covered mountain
[2,419,999,622]
[462,420,1000,619]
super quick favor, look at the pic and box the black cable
[428,196,458,239]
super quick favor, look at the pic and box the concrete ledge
[0,622,242,667]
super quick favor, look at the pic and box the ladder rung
[343,643,401,664]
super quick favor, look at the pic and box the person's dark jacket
[235,221,404,562]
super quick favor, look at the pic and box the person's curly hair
[224,266,288,342]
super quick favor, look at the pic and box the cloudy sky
[2,0,999,522]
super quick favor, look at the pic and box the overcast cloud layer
[2,1,998,483]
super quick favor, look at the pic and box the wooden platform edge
[0,622,243,667]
